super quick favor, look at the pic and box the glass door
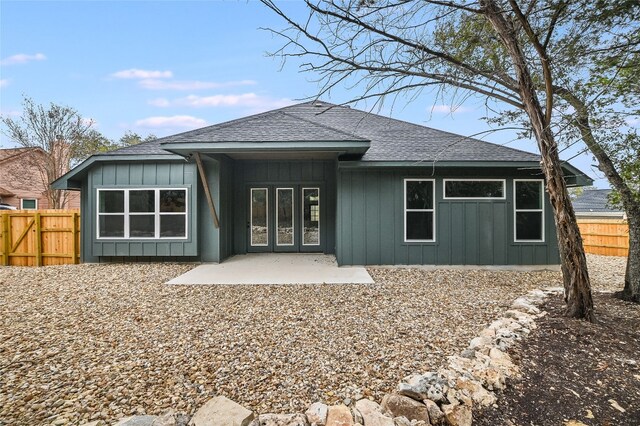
[302,188,320,247]
[276,188,294,247]
[250,188,268,248]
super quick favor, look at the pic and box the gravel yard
[0,254,625,425]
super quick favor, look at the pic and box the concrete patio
[165,253,375,285]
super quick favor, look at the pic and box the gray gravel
[0,255,625,425]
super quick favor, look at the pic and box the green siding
[336,168,560,266]
[82,161,199,261]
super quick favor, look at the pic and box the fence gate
[0,210,80,266]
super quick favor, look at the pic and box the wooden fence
[0,209,80,266]
[577,218,629,257]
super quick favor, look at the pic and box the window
[514,180,544,242]
[97,188,188,239]
[404,179,435,242]
[20,199,38,210]
[443,179,505,199]
[302,188,320,246]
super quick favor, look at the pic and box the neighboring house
[0,147,80,210]
[54,101,591,265]
[572,189,626,220]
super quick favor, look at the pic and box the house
[0,147,80,210]
[572,188,626,220]
[53,101,591,265]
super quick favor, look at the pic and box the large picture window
[443,179,505,199]
[97,188,188,239]
[404,179,435,242]
[514,180,544,242]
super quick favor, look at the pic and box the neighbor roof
[103,101,540,163]
[572,189,621,213]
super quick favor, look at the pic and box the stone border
[84,287,561,426]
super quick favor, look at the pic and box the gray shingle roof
[104,101,541,162]
[572,189,621,213]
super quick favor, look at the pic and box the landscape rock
[188,396,254,426]
[305,402,328,425]
[396,374,430,401]
[511,297,541,314]
[380,394,430,423]
[423,400,444,425]
[441,403,472,426]
[454,377,496,407]
[258,413,308,426]
[114,415,175,426]
[325,405,353,426]
[354,399,393,426]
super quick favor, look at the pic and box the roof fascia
[51,154,183,190]
[161,140,371,155]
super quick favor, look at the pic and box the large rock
[454,377,496,407]
[441,404,472,426]
[354,399,394,426]
[423,400,444,425]
[189,396,254,426]
[325,405,353,426]
[380,394,429,423]
[258,414,308,426]
[306,402,328,426]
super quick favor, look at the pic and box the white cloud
[148,98,171,107]
[135,115,207,129]
[1,53,46,66]
[152,93,294,110]
[139,79,256,91]
[111,68,173,79]
[0,79,9,88]
[430,104,470,114]
[626,117,640,127]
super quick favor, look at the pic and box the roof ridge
[307,103,539,159]
[154,101,317,144]
[279,111,368,141]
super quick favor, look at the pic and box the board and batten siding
[82,161,198,262]
[336,168,560,266]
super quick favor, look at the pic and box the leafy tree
[1,97,101,208]
[259,0,633,317]
[118,131,157,147]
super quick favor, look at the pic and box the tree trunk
[620,211,640,302]
[553,87,640,304]
[481,0,594,320]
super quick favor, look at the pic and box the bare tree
[260,0,606,319]
[1,97,96,209]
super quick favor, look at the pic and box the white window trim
[443,178,506,200]
[250,187,269,247]
[96,188,189,240]
[20,198,38,210]
[276,187,294,246]
[404,178,436,243]
[513,179,545,243]
[302,187,321,246]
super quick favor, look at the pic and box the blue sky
[0,0,606,187]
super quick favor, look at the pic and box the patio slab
[166,253,374,285]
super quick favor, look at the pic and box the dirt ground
[474,292,640,426]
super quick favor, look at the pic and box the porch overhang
[160,140,371,158]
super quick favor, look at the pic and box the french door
[248,185,321,252]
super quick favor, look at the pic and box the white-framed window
[20,198,38,210]
[514,179,544,242]
[404,179,435,242]
[276,187,294,246]
[96,188,188,239]
[443,179,506,200]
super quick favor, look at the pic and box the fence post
[34,213,42,266]
[72,212,79,264]
[1,214,9,266]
